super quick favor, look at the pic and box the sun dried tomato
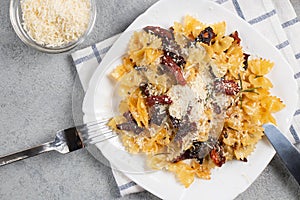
[146,95,172,107]
[243,53,250,70]
[161,55,187,85]
[215,79,240,96]
[164,50,186,68]
[195,27,216,45]
[209,144,226,167]
[229,31,241,45]
[139,82,151,96]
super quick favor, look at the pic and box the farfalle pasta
[108,15,285,187]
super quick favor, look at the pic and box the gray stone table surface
[0,0,300,200]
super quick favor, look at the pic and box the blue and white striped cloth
[71,0,300,196]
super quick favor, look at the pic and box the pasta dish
[107,15,285,187]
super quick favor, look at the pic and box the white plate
[82,0,298,199]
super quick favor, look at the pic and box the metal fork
[0,119,115,167]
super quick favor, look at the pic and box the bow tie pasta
[108,15,285,188]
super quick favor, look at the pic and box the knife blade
[263,123,300,185]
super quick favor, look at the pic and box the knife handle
[263,124,300,185]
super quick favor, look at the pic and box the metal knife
[263,123,300,185]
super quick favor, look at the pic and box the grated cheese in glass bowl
[9,0,96,53]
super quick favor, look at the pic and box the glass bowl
[9,0,97,53]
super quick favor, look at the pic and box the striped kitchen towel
[71,0,300,196]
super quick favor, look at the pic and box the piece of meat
[116,122,144,135]
[149,105,167,126]
[174,121,197,142]
[172,141,207,164]
[116,112,144,134]
[143,26,181,55]
[143,26,174,41]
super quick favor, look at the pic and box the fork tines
[77,119,116,145]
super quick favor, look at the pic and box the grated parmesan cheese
[21,0,91,47]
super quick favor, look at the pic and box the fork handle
[0,141,54,166]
